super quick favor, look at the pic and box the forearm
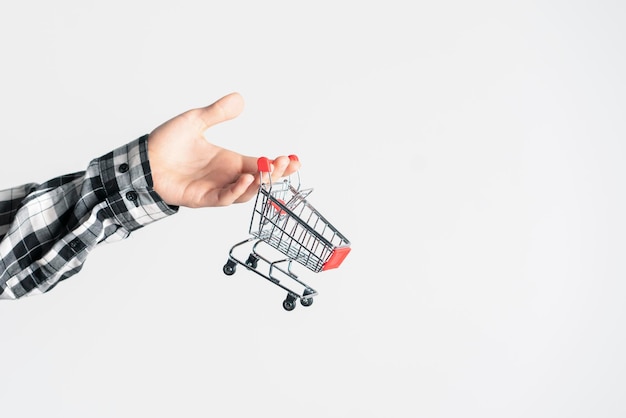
[0,183,39,240]
[0,135,178,300]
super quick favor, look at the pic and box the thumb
[195,92,245,131]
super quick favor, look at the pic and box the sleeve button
[119,163,129,173]
[126,191,138,202]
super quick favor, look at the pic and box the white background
[1,1,625,417]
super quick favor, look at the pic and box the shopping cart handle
[257,157,272,173]
[257,155,299,173]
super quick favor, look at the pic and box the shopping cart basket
[223,155,351,311]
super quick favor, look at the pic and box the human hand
[147,92,301,208]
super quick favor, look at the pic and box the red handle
[257,155,299,173]
[257,157,273,173]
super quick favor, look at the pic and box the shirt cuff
[97,134,178,232]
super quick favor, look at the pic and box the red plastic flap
[322,246,351,271]
[270,199,286,216]
[257,157,273,173]
[258,155,298,172]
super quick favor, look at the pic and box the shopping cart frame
[223,237,317,311]
[222,155,350,311]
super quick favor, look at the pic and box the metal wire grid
[249,184,349,273]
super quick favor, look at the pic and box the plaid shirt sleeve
[0,134,178,299]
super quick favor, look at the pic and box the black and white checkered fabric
[0,135,178,299]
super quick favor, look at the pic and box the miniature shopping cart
[222,155,351,311]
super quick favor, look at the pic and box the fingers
[223,173,257,205]
[227,156,302,205]
[195,92,245,132]
[194,155,302,207]
[235,158,287,204]
[240,155,258,176]
[267,156,291,180]
[271,155,302,179]
[199,173,256,207]
[243,155,302,185]
[258,156,302,188]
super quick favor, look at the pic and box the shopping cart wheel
[282,293,297,311]
[223,259,236,276]
[282,299,296,311]
[300,297,314,307]
[245,254,259,269]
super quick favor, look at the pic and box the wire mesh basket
[223,155,351,311]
